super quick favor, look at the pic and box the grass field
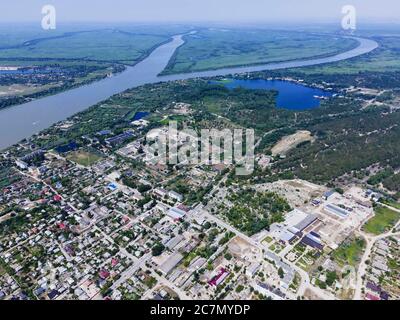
[332,237,366,267]
[163,29,359,74]
[0,30,168,65]
[66,150,102,167]
[381,200,400,210]
[363,206,400,235]
[294,36,400,74]
[0,24,194,66]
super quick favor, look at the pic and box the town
[1,94,399,301]
[1,5,400,304]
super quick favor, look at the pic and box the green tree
[151,243,165,256]
[278,267,284,279]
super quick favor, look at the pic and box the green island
[162,28,359,74]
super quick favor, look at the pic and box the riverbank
[0,34,378,150]
[160,35,361,76]
[0,64,126,111]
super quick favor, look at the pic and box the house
[15,160,28,170]
[168,191,183,202]
[34,287,46,296]
[366,293,380,300]
[366,281,381,293]
[167,207,186,220]
[279,230,297,244]
[380,291,390,300]
[246,262,261,278]
[99,270,110,280]
[97,130,112,136]
[255,282,285,300]
[153,188,168,198]
[177,204,189,212]
[208,268,230,287]
[47,289,59,300]
[371,261,388,272]
[323,190,336,200]
[165,235,184,250]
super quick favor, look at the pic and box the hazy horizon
[1,0,400,24]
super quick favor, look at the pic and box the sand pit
[271,130,314,156]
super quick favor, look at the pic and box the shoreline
[160,37,361,76]
[0,35,379,151]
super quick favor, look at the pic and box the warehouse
[159,252,184,275]
[167,207,187,220]
[301,233,324,250]
[289,214,318,234]
[324,203,350,218]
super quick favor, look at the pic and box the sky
[1,0,399,23]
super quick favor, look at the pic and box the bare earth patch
[304,288,324,300]
[271,130,314,156]
[255,179,326,207]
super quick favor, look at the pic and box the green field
[0,24,193,66]
[332,237,366,267]
[381,200,400,210]
[66,150,102,167]
[294,36,400,74]
[162,29,359,74]
[0,30,168,65]
[363,206,400,235]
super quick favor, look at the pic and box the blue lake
[132,111,150,121]
[213,79,335,110]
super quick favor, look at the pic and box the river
[0,34,378,150]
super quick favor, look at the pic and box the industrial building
[159,252,184,275]
[324,203,351,218]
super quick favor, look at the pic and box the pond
[211,79,335,110]
[132,111,150,121]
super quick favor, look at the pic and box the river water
[0,35,378,150]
